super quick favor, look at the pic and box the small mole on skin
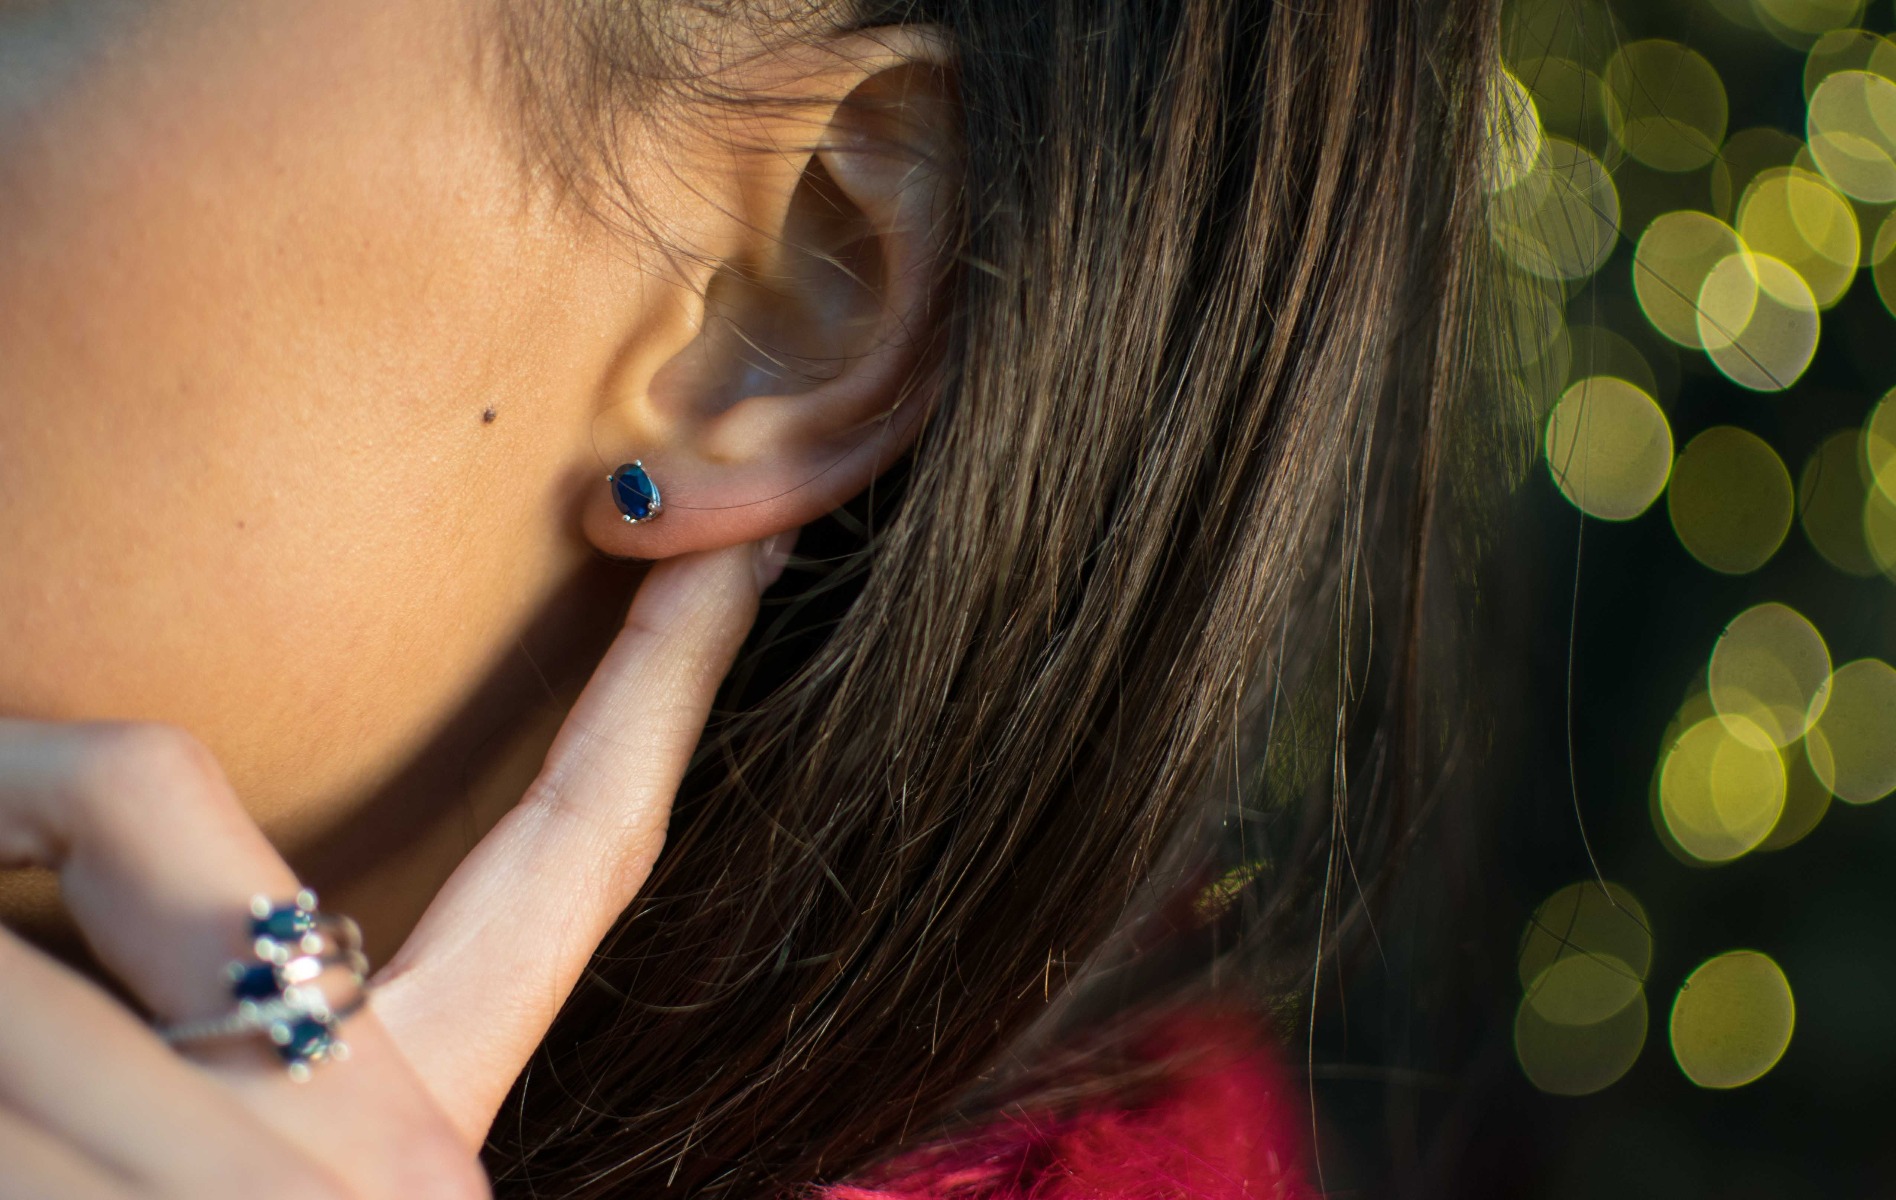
[482,407,497,424]
[236,519,246,529]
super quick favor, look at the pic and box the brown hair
[484,0,1509,1194]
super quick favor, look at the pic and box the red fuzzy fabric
[817,1010,1310,1200]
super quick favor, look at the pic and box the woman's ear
[581,28,958,559]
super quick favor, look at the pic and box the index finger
[369,536,790,1142]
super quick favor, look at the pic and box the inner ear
[683,156,888,413]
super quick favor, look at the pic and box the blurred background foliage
[1303,0,1896,1194]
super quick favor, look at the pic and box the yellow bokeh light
[1526,954,1643,1026]
[1517,990,1648,1096]
[1865,388,1896,501]
[1844,191,1888,265]
[1708,602,1833,747]
[1659,715,1788,862]
[1670,950,1795,1089]
[1807,69,1896,201]
[1803,28,1896,101]
[1651,692,1718,865]
[1486,68,1543,194]
[1707,0,1766,31]
[1805,658,1896,803]
[1497,273,1568,369]
[1736,167,1859,307]
[1604,41,1729,171]
[1634,212,1748,349]
[1798,430,1882,575]
[1757,0,1867,44]
[1759,746,1834,850]
[1869,209,1896,315]
[1494,275,1570,420]
[1503,0,1621,71]
[1667,427,1795,574]
[1518,884,1653,988]
[1566,325,1658,399]
[1513,55,1619,169]
[1712,127,1806,221]
[1660,689,1719,748]
[1544,377,1674,520]
[1863,483,1896,575]
[1519,327,1574,414]
[1491,137,1621,281]
[1697,253,1821,391]
[1518,881,1652,1026]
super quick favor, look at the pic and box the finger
[0,1108,131,1200]
[374,535,791,1138]
[0,925,308,1197]
[0,719,300,1023]
[0,721,484,1195]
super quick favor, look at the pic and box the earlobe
[582,29,958,562]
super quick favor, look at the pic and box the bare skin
[0,544,777,1190]
[0,1,953,1189]
[0,1,951,960]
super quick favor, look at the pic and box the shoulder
[817,1007,1311,1200]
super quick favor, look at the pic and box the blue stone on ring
[609,460,662,524]
[274,1016,335,1064]
[230,961,283,1000]
[250,904,316,942]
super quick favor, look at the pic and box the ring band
[156,889,371,1081]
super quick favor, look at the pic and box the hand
[0,537,793,1199]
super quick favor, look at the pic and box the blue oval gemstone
[231,962,282,1000]
[611,462,661,522]
[251,906,316,941]
[277,1017,333,1063]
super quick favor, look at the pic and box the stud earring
[608,460,663,524]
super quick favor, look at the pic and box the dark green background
[1311,3,1896,1195]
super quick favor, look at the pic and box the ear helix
[607,460,663,524]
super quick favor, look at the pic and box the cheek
[0,3,585,833]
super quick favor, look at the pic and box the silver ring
[155,889,371,1082]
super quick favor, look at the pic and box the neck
[0,555,644,975]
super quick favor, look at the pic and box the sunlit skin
[0,2,951,1186]
[0,1,657,956]
[0,0,949,964]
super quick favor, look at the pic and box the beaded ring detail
[156,889,370,1082]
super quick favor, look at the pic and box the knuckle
[72,720,227,803]
[521,770,669,890]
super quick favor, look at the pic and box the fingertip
[753,528,800,593]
